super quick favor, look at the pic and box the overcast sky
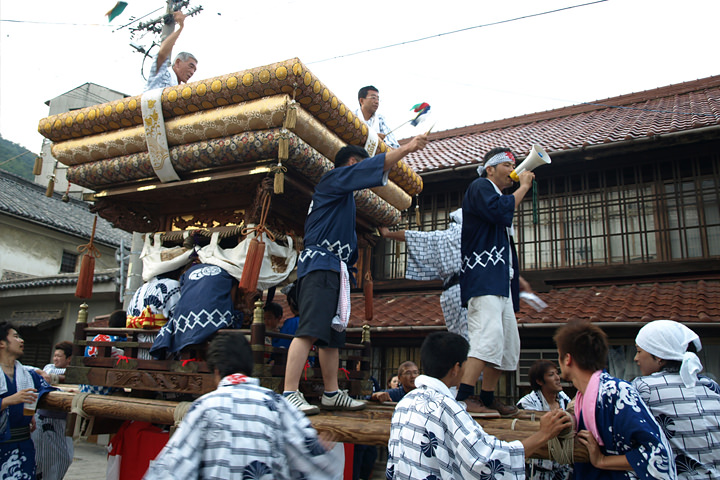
[1,0,718,153]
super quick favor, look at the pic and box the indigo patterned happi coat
[575,371,676,480]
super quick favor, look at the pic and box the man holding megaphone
[456,147,535,417]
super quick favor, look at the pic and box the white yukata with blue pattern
[144,375,343,480]
[404,212,466,338]
[387,374,526,479]
[143,57,178,92]
[632,371,720,479]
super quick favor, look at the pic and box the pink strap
[575,370,604,446]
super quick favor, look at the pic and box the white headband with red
[477,151,515,176]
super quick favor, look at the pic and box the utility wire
[308,0,608,64]
[0,19,112,27]
[0,150,35,167]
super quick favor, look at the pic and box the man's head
[528,359,563,395]
[479,147,516,190]
[334,145,369,168]
[397,361,420,392]
[420,332,469,383]
[108,310,126,328]
[554,320,608,382]
[53,341,73,368]
[264,302,283,331]
[358,85,380,117]
[0,322,24,360]
[173,52,198,84]
[207,332,254,379]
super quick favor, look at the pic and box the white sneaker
[321,390,366,411]
[284,391,320,415]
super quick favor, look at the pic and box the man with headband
[632,320,720,479]
[455,147,534,416]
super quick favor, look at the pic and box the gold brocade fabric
[67,128,403,225]
[38,58,423,195]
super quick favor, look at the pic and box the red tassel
[75,254,95,298]
[75,216,100,299]
[239,236,265,292]
[364,274,374,321]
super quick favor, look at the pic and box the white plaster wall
[0,215,117,278]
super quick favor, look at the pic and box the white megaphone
[510,145,551,182]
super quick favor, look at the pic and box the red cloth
[344,443,354,480]
[108,421,169,480]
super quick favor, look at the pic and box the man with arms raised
[144,11,197,91]
[283,134,428,414]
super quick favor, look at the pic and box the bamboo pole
[40,392,587,462]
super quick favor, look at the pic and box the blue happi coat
[1,365,55,480]
[575,371,676,480]
[150,264,241,358]
[297,154,388,280]
[460,177,520,308]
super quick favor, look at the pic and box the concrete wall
[0,215,117,279]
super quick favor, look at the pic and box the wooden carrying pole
[39,392,588,462]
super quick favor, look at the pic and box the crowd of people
[3,11,718,480]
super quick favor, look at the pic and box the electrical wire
[0,150,35,167]
[307,0,608,64]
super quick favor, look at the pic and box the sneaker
[487,398,519,417]
[284,391,320,415]
[321,390,366,411]
[459,398,501,418]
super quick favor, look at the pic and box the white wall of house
[0,214,118,279]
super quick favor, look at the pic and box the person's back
[387,332,569,479]
[145,332,342,479]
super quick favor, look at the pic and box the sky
[1,0,718,153]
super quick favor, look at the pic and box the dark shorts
[296,270,346,348]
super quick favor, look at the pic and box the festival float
[35,58,583,463]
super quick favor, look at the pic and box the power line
[0,150,35,167]
[308,0,608,65]
[0,19,112,27]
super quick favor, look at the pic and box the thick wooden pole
[40,392,587,462]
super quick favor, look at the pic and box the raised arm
[378,226,406,242]
[155,11,186,71]
[383,134,428,171]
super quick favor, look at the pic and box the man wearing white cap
[633,320,720,479]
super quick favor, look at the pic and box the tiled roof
[339,279,720,330]
[0,268,118,291]
[0,170,131,247]
[404,76,720,172]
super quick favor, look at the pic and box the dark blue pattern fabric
[297,154,387,281]
[575,371,675,480]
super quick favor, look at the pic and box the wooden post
[250,299,266,375]
[72,303,89,360]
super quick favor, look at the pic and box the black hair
[528,359,557,391]
[420,331,469,379]
[554,320,608,372]
[265,302,283,320]
[54,341,73,358]
[334,145,369,168]
[207,332,254,378]
[481,147,515,178]
[0,321,17,343]
[358,85,378,99]
[108,310,126,328]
